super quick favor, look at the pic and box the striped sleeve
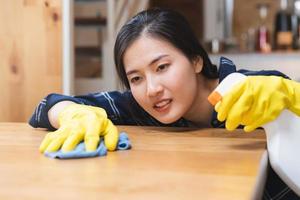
[28,91,139,130]
[29,93,87,130]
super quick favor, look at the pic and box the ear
[193,56,203,73]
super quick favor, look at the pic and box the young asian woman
[29,8,300,199]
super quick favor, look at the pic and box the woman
[30,8,300,199]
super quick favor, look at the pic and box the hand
[215,76,300,132]
[39,104,119,153]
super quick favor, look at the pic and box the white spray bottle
[208,72,300,195]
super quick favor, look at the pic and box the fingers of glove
[244,119,264,132]
[103,120,119,151]
[240,96,266,132]
[61,125,85,152]
[225,92,253,131]
[243,108,276,132]
[241,94,271,125]
[84,117,101,152]
[39,126,70,153]
[244,101,286,132]
[44,126,71,152]
[268,95,287,117]
[215,102,221,112]
[39,131,57,153]
[217,81,247,122]
[242,97,275,132]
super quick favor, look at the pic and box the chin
[153,114,182,124]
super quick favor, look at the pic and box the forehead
[123,36,183,70]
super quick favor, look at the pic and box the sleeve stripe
[221,57,234,65]
[35,99,46,122]
[221,60,233,65]
[93,92,104,97]
[34,104,39,122]
[36,100,46,122]
[37,104,43,122]
[103,92,121,119]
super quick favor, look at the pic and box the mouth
[153,99,172,112]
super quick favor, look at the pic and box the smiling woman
[29,7,300,200]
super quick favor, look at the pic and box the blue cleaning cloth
[45,132,131,159]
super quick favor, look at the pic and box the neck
[184,75,219,127]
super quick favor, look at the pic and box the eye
[130,76,142,84]
[157,64,169,72]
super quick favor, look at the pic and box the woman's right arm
[29,93,85,130]
[47,101,76,129]
[29,91,138,130]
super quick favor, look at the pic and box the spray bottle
[208,72,300,195]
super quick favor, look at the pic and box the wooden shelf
[75,47,101,57]
[75,17,106,26]
[74,0,105,79]
[75,0,104,2]
[75,56,102,78]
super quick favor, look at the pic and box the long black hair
[114,8,218,89]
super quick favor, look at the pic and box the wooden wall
[0,0,62,122]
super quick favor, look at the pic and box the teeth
[155,100,170,108]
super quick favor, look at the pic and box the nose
[146,76,163,97]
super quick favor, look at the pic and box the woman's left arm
[215,76,300,132]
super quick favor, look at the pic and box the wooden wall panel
[0,0,62,122]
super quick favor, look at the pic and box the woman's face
[123,35,203,124]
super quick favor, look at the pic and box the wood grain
[0,123,267,200]
[0,0,62,122]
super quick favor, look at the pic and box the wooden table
[0,123,268,200]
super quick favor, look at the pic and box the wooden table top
[0,123,268,200]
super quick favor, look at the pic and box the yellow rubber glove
[215,76,300,132]
[39,104,119,153]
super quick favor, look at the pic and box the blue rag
[44,132,131,159]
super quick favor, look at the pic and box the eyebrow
[126,54,169,76]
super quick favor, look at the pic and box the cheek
[167,65,197,92]
[131,86,148,107]
[167,67,198,106]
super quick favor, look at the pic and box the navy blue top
[29,57,289,130]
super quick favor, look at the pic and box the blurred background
[0,0,300,122]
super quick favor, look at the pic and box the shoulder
[237,69,290,79]
[217,56,290,80]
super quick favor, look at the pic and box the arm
[30,92,124,152]
[214,76,300,132]
[29,91,145,130]
[29,93,86,130]
[40,103,119,152]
